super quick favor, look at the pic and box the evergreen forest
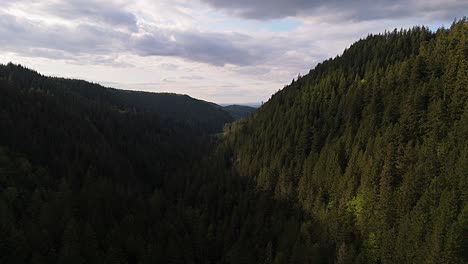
[0,19,466,264]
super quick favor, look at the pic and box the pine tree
[59,218,83,264]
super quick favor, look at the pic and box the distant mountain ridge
[0,63,233,133]
[0,61,238,264]
[219,102,262,108]
[222,104,257,120]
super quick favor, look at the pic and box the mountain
[219,102,262,108]
[0,19,466,264]
[222,104,257,120]
[0,63,233,263]
[93,92,234,133]
[207,19,467,263]
[0,63,233,134]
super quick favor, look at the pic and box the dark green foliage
[0,64,232,263]
[222,105,257,120]
[0,64,232,134]
[215,19,468,263]
[0,19,466,264]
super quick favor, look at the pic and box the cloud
[159,63,179,71]
[0,8,263,67]
[5,0,462,71]
[131,30,262,66]
[180,75,205,80]
[7,0,138,31]
[1,0,466,103]
[0,11,128,65]
[199,0,468,21]
[44,0,138,32]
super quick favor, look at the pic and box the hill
[0,63,233,134]
[0,19,466,264]
[0,63,232,263]
[200,19,468,263]
[222,104,257,120]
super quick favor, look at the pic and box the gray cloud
[13,0,139,32]
[200,0,468,20]
[0,11,127,64]
[132,30,262,66]
[2,0,464,104]
[159,63,180,71]
[48,1,138,32]
[0,9,264,67]
[180,75,205,80]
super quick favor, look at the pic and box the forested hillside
[0,64,233,134]
[212,19,467,263]
[222,105,257,120]
[0,19,466,264]
[0,63,233,263]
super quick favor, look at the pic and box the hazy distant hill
[85,91,234,133]
[222,104,257,120]
[0,63,233,134]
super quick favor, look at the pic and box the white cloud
[0,0,465,103]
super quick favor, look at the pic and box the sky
[0,0,466,104]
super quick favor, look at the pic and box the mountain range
[0,19,466,264]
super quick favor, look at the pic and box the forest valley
[0,19,466,264]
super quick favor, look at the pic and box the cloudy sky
[0,0,466,103]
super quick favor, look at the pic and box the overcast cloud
[0,0,466,103]
[200,0,468,20]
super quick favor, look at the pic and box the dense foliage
[0,64,234,263]
[0,19,466,264]
[215,19,468,263]
[0,64,233,134]
[222,105,257,120]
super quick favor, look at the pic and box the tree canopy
[0,19,466,264]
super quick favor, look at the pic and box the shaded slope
[223,104,257,120]
[0,20,466,264]
[0,63,233,134]
[0,64,228,263]
[219,20,467,263]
